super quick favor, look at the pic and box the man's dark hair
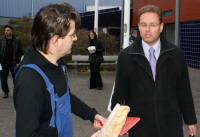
[138,5,163,24]
[5,25,13,30]
[31,2,81,54]
[88,30,98,40]
[130,29,137,35]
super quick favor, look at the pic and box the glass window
[164,10,173,17]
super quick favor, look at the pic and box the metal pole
[84,0,86,12]
[31,0,34,19]
[120,0,124,50]
[175,0,180,47]
[94,0,99,35]
[123,0,130,49]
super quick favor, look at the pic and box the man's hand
[93,114,106,129]
[188,125,196,136]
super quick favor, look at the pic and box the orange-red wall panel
[132,0,200,26]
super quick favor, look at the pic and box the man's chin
[65,50,71,55]
[5,34,11,37]
[142,39,159,47]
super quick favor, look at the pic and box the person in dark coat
[86,31,105,90]
[0,25,23,98]
[111,5,197,137]
[13,3,106,137]
[129,29,138,45]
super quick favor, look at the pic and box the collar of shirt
[142,38,161,61]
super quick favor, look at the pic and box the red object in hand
[92,117,140,136]
[92,122,103,127]
[119,117,140,136]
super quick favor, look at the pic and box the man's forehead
[139,12,159,21]
[68,20,75,32]
[5,28,12,31]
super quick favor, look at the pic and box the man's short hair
[5,25,13,30]
[130,29,137,35]
[138,5,163,23]
[31,2,81,54]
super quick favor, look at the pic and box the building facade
[132,0,200,69]
[0,0,122,18]
[0,0,123,51]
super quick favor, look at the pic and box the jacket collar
[129,34,174,56]
[128,34,175,81]
[1,35,16,43]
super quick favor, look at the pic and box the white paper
[20,55,24,62]
[87,46,96,53]
[107,82,115,112]
[0,63,2,71]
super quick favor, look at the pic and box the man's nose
[74,36,77,41]
[145,25,150,31]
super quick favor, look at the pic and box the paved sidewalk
[0,70,199,137]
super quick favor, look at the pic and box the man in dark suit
[111,5,197,137]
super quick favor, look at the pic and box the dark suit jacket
[111,34,197,137]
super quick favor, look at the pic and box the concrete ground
[0,70,199,137]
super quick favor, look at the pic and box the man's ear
[138,22,141,31]
[51,35,59,47]
[160,22,164,33]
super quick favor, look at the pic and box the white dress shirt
[142,38,161,61]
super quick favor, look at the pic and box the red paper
[119,117,140,136]
[92,117,140,136]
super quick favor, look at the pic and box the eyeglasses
[139,23,160,28]
[66,33,76,39]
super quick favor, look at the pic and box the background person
[111,5,197,137]
[0,25,22,98]
[86,31,105,90]
[129,29,138,45]
[13,3,106,136]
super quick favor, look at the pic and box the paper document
[87,46,96,53]
[107,82,115,112]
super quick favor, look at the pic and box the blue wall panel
[0,0,122,18]
[180,21,200,69]
[85,0,122,6]
[0,0,30,17]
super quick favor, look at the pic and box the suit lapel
[131,54,153,79]
[129,36,153,79]
[156,34,175,73]
[128,34,175,80]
